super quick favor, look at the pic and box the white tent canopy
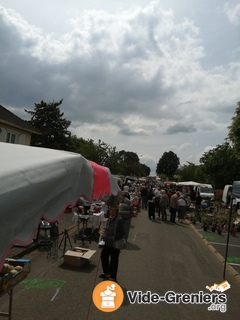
[0,143,120,269]
[176,181,201,186]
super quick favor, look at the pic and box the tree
[140,163,151,177]
[94,140,117,167]
[156,151,180,179]
[25,100,71,150]
[228,101,240,154]
[117,150,141,176]
[194,165,209,183]
[69,136,151,176]
[176,162,197,182]
[69,136,98,161]
[176,162,207,183]
[199,142,240,189]
[69,136,120,172]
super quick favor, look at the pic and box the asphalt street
[1,209,240,320]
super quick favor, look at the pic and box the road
[1,210,240,320]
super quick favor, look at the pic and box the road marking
[51,288,60,301]
[209,242,240,248]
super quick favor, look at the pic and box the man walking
[159,189,169,221]
[169,191,180,223]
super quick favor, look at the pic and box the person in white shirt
[178,194,189,223]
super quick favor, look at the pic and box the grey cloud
[178,100,194,107]
[0,5,199,124]
[118,125,149,136]
[165,123,196,135]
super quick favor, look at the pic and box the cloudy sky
[0,0,239,174]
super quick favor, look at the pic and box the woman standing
[118,192,134,241]
[99,206,124,282]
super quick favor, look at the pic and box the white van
[194,184,215,200]
[222,184,240,207]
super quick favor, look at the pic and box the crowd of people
[139,183,195,223]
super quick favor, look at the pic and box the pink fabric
[90,161,111,199]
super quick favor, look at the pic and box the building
[0,105,39,145]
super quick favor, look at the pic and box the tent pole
[223,197,233,279]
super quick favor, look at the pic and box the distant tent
[176,181,200,186]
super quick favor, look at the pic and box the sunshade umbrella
[176,181,201,186]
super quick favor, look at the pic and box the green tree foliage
[140,163,151,177]
[176,162,197,182]
[199,142,240,188]
[108,149,150,176]
[176,162,207,183]
[117,150,142,176]
[95,140,117,167]
[25,100,71,150]
[69,136,98,160]
[194,165,208,183]
[69,136,151,176]
[228,101,240,154]
[70,137,119,171]
[156,151,180,179]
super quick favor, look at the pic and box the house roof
[0,105,40,134]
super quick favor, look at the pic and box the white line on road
[51,288,60,301]
[209,242,240,248]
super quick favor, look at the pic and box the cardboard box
[64,247,96,267]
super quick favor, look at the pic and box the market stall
[176,181,201,186]
[0,143,120,271]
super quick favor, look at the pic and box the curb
[188,221,240,286]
